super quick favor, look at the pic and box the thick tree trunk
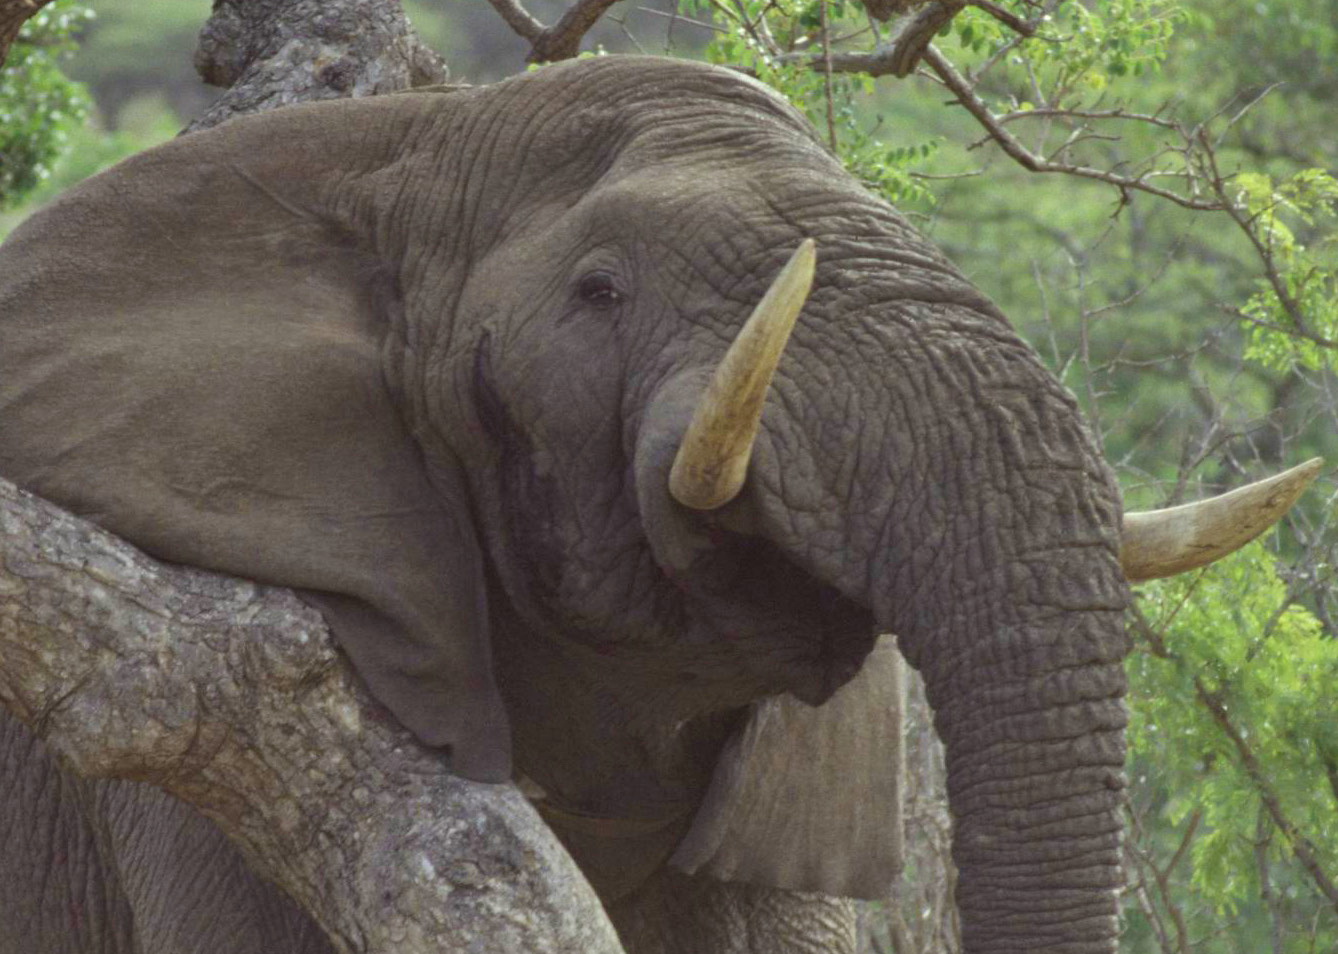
[0,477,624,954]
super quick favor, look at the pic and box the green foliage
[1128,543,1338,946]
[1236,169,1338,374]
[0,88,178,241]
[953,0,1182,93]
[0,1,93,208]
[681,0,940,208]
[0,119,156,239]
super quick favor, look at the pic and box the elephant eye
[577,271,623,309]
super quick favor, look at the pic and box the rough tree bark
[189,0,447,131]
[0,477,624,953]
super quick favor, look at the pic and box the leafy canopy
[0,1,92,208]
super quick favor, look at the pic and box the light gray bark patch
[190,0,447,131]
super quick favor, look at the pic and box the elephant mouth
[690,530,878,706]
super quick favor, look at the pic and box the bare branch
[486,0,546,41]
[486,0,628,63]
[0,478,623,954]
[540,0,626,59]
[780,1,965,77]
[1124,804,1198,954]
[970,0,1035,36]
[788,0,1046,79]
[919,44,1226,210]
[994,106,1185,132]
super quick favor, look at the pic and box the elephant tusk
[669,239,816,511]
[1121,458,1324,582]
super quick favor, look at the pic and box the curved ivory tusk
[669,239,817,511]
[1121,458,1324,582]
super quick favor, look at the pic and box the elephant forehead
[479,56,827,171]
[510,55,807,127]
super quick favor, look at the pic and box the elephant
[0,55,1315,954]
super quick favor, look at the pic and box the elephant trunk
[879,465,1130,953]
[841,507,1130,953]
[655,238,1132,950]
[912,597,1128,953]
[741,319,1130,952]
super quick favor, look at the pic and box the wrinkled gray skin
[0,57,1129,953]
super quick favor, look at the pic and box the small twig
[920,44,1225,211]
[1084,236,1182,319]
[1199,131,1317,334]
[1199,683,1338,914]
[995,105,1185,132]
[1215,82,1285,150]
[820,0,838,150]
[637,6,728,34]
[970,0,1061,83]
[1126,806,1200,954]
[1224,305,1338,350]
[908,168,986,180]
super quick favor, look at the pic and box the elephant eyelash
[576,270,624,309]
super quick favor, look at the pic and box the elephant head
[0,56,1315,953]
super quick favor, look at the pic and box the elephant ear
[0,115,510,782]
[670,636,905,899]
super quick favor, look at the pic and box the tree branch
[1196,684,1338,915]
[780,2,964,79]
[1131,605,1338,917]
[970,0,1035,36]
[918,44,1225,211]
[485,0,627,63]
[886,1,964,76]
[784,0,1038,78]
[0,0,55,68]
[0,477,624,954]
[486,0,546,42]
